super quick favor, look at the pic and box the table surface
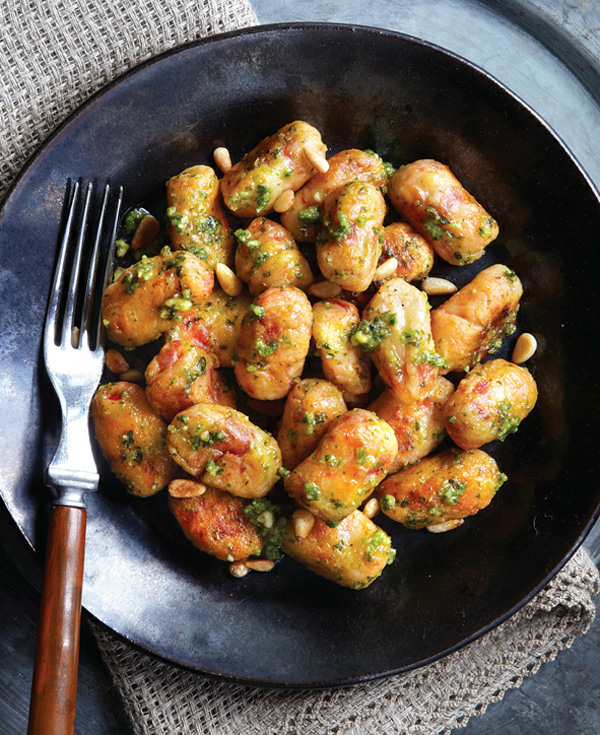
[2,1,600,733]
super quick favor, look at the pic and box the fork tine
[44,180,81,351]
[47,181,123,354]
[79,184,123,351]
[94,185,123,347]
[61,182,93,348]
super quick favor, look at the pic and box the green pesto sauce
[496,399,521,441]
[189,429,226,451]
[255,338,278,357]
[166,206,188,234]
[119,430,144,466]
[380,494,396,511]
[298,205,322,225]
[422,206,450,240]
[248,303,265,321]
[350,312,397,352]
[439,478,466,505]
[123,207,148,235]
[331,212,352,242]
[205,459,223,476]
[301,411,327,435]
[121,256,155,294]
[304,481,321,500]
[255,184,271,213]
[243,497,291,560]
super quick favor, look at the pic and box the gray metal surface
[1,1,599,733]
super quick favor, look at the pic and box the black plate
[1,23,600,687]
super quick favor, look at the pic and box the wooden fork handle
[28,504,87,735]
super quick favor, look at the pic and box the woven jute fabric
[92,547,598,735]
[0,0,257,203]
[2,3,599,734]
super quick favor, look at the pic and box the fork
[27,181,122,735]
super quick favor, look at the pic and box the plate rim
[2,21,600,687]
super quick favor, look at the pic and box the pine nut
[131,214,160,250]
[106,348,129,374]
[512,332,537,364]
[427,518,464,533]
[373,257,398,281]
[362,497,380,519]
[292,508,315,541]
[119,368,144,382]
[305,146,329,174]
[421,277,458,296]
[213,146,232,173]
[246,559,275,572]
[216,262,243,297]
[273,189,295,213]
[308,280,342,299]
[168,479,207,498]
[229,561,249,578]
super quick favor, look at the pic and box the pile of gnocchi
[91,120,538,590]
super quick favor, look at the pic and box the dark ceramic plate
[1,23,600,687]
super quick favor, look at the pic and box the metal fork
[28,181,122,735]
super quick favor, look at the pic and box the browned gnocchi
[169,484,264,562]
[388,159,499,266]
[284,408,398,524]
[166,403,282,498]
[280,148,389,242]
[282,510,395,589]
[276,378,347,470]
[430,264,523,372]
[221,120,327,218]
[167,286,252,368]
[377,448,506,530]
[368,376,454,474]
[233,286,313,400]
[91,382,176,497]
[444,358,538,450]
[94,120,539,590]
[102,250,214,348]
[377,222,435,283]
[316,181,386,292]
[312,299,372,405]
[234,217,313,295]
[145,340,236,421]
[166,164,235,268]
[361,278,442,403]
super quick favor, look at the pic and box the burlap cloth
[2,2,599,733]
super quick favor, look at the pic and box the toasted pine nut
[246,559,275,572]
[373,257,398,281]
[229,561,249,578]
[216,262,243,297]
[362,497,380,519]
[119,368,144,382]
[273,189,295,213]
[213,146,232,173]
[168,479,207,498]
[131,214,160,250]
[305,146,329,174]
[512,332,537,364]
[308,280,342,299]
[427,518,464,534]
[421,277,458,296]
[292,508,315,541]
[106,348,130,374]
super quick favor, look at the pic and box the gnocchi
[93,119,539,591]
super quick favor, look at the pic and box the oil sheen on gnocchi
[92,119,538,591]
